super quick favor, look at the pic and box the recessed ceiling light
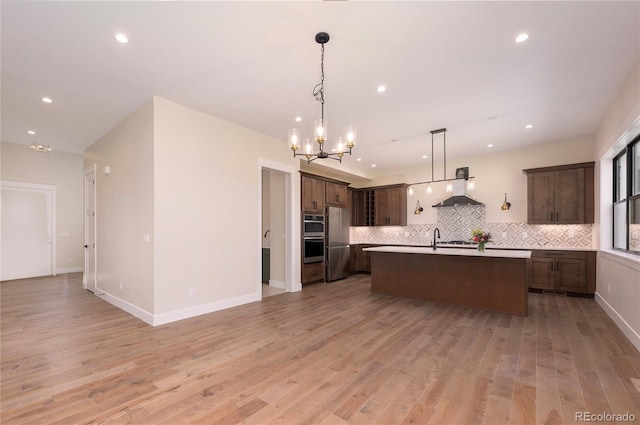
[27,130,36,135]
[115,33,129,44]
[422,155,428,159]
[525,124,533,129]
[372,164,377,167]
[377,85,386,93]
[295,116,302,122]
[356,158,362,162]
[42,97,53,103]
[487,144,494,148]
[515,33,529,43]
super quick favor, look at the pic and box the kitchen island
[364,246,532,316]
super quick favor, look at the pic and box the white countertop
[437,243,597,251]
[364,245,532,259]
[489,245,597,252]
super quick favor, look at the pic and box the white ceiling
[2,1,639,176]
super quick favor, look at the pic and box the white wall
[262,170,271,249]
[592,60,640,352]
[152,97,298,321]
[82,97,300,325]
[1,142,84,274]
[83,100,155,314]
[269,170,286,288]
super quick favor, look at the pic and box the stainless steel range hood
[432,179,483,207]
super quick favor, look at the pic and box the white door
[84,168,97,292]
[1,183,54,281]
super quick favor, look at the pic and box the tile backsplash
[350,205,593,248]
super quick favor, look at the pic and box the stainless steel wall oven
[303,214,325,264]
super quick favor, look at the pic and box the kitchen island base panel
[370,252,528,316]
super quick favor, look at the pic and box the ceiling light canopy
[515,33,529,43]
[29,143,52,153]
[42,97,53,103]
[289,32,356,164]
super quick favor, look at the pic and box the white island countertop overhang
[363,245,532,259]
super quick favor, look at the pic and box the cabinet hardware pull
[550,261,554,271]
[556,211,559,221]
[550,211,554,221]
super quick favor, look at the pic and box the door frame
[0,180,57,278]
[258,159,301,294]
[83,164,97,291]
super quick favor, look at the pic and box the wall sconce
[501,193,511,210]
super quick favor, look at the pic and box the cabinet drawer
[532,250,586,260]
[302,262,324,283]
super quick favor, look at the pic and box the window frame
[613,134,640,255]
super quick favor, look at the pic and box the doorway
[261,168,286,298]
[258,159,300,298]
[1,181,56,281]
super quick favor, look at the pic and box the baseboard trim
[595,291,640,353]
[98,291,154,325]
[268,279,285,289]
[56,266,83,274]
[152,292,261,326]
[97,291,267,327]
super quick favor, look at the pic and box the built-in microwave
[303,214,324,237]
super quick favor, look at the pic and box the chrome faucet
[433,227,441,250]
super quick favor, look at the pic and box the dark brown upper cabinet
[300,173,349,214]
[351,184,408,227]
[523,162,594,224]
[325,181,348,208]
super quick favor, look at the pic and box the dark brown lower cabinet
[528,250,596,295]
[302,262,324,284]
[355,244,376,273]
[370,251,528,316]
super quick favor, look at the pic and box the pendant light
[406,128,475,195]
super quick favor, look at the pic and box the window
[613,135,640,254]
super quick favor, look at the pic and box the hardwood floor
[262,285,286,299]
[1,273,639,424]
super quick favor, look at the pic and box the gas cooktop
[439,240,476,245]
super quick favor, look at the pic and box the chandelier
[289,32,356,164]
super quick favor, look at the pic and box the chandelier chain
[312,43,325,106]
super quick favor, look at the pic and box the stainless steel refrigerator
[325,206,351,282]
